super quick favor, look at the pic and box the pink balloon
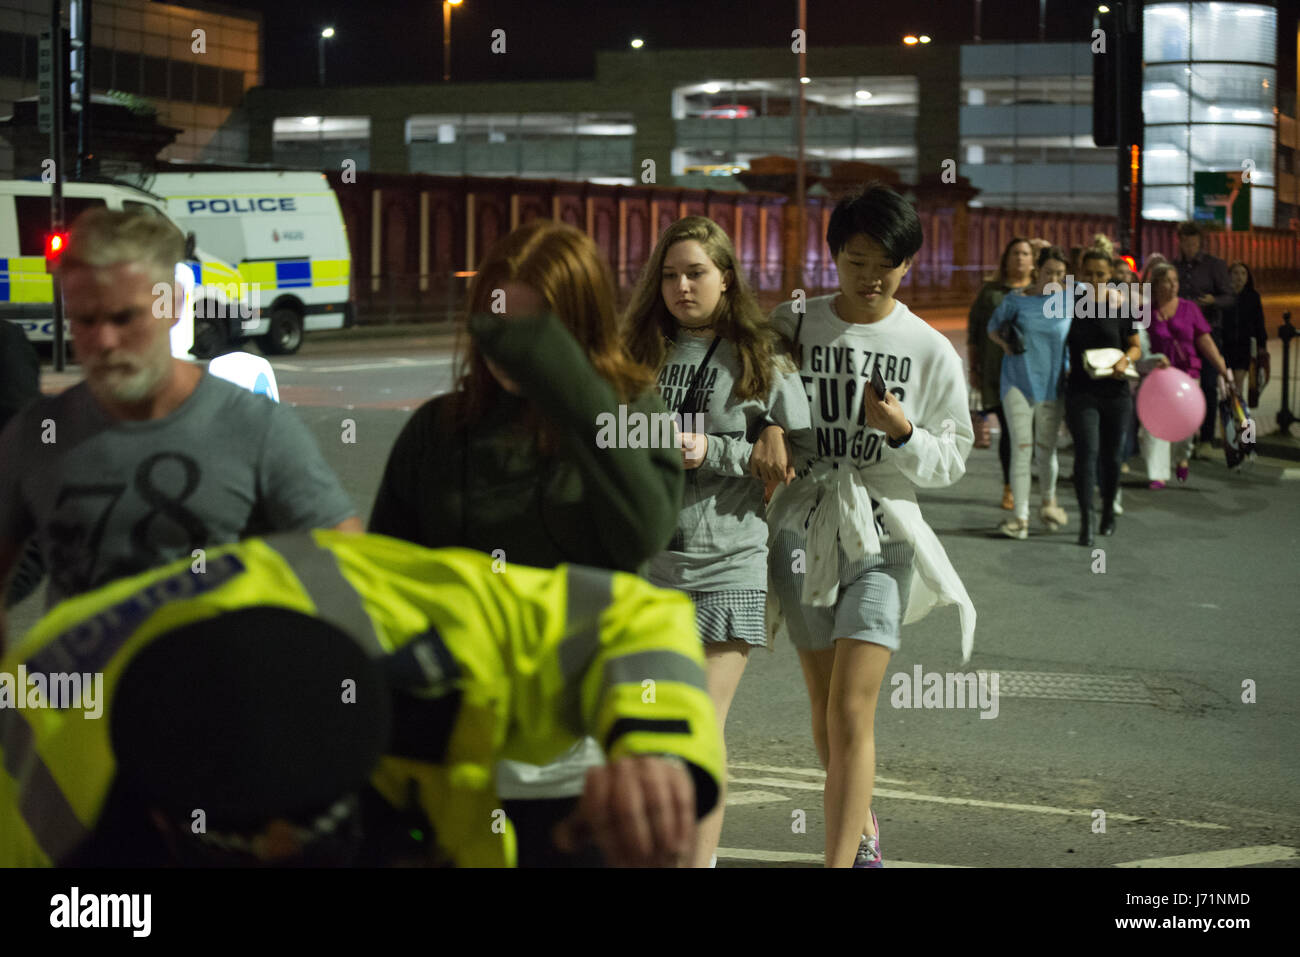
[1137,367,1206,441]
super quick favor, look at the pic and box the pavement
[14,329,1299,868]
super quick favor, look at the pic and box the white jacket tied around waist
[765,460,976,663]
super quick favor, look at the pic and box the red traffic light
[45,231,68,261]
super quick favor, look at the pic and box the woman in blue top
[986,245,1073,539]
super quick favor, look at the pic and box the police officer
[0,531,723,867]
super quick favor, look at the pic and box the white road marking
[715,847,966,867]
[285,357,454,374]
[729,761,909,786]
[1113,845,1297,868]
[726,790,792,806]
[727,767,1229,831]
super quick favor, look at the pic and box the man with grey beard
[0,208,360,649]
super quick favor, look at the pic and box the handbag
[1000,317,1027,356]
[1083,348,1138,380]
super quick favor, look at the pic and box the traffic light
[45,230,69,270]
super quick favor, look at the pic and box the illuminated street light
[919,35,932,43]
[800,76,810,84]
[903,35,919,45]
[856,89,872,100]
[630,38,644,49]
[318,27,335,85]
[443,0,464,82]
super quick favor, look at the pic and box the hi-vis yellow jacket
[0,531,723,867]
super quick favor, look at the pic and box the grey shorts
[769,529,914,653]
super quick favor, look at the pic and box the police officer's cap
[110,606,392,828]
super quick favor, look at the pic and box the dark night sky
[207,0,1299,92]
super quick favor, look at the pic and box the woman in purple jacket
[1141,262,1232,487]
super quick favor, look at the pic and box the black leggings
[993,406,1011,484]
[1065,390,1131,514]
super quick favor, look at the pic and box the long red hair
[448,220,655,444]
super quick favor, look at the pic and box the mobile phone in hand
[870,366,887,400]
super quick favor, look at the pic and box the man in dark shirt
[0,322,44,610]
[1173,222,1235,448]
[0,320,39,432]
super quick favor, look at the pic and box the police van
[0,179,249,359]
[145,170,353,355]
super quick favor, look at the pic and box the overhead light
[321,27,334,38]
[903,35,919,45]
[1237,6,1266,15]
[919,35,932,43]
[703,82,721,94]
[800,76,810,84]
[1098,4,1109,11]
[630,38,644,49]
[856,89,873,100]
[301,116,321,126]
[1149,88,1180,98]
[1233,109,1263,120]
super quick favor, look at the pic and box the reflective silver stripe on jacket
[262,533,384,658]
[556,565,614,734]
[0,708,88,863]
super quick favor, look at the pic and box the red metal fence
[325,171,1300,324]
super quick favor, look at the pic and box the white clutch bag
[1083,348,1139,380]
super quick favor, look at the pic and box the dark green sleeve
[469,312,683,565]
[368,409,424,539]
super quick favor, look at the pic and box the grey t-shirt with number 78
[0,372,356,609]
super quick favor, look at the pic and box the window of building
[0,31,23,79]
[220,68,245,108]
[114,51,142,95]
[169,60,195,102]
[143,55,168,98]
[405,113,636,181]
[195,64,220,105]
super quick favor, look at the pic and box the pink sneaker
[853,810,882,868]
[1148,480,1165,490]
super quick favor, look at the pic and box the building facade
[0,0,260,179]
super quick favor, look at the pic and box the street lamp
[630,38,644,49]
[318,27,334,86]
[443,0,463,83]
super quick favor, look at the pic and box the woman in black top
[1065,248,1141,547]
[1224,261,1269,398]
[968,237,1035,511]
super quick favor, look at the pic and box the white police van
[0,179,248,360]
[145,170,353,355]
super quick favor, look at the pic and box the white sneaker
[999,518,1028,540]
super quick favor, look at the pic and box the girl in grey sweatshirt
[624,216,810,868]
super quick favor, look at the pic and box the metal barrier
[1278,311,1297,436]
